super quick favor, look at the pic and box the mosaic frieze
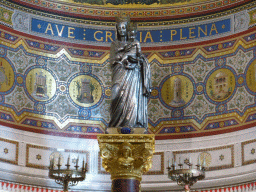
[1,35,256,137]
[1,0,250,20]
[1,1,256,48]
[1,18,256,138]
[29,15,231,45]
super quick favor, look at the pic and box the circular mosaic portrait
[206,68,235,102]
[26,68,57,101]
[0,58,14,92]
[246,60,256,93]
[161,75,194,108]
[69,75,102,107]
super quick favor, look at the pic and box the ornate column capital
[97,134,155,181]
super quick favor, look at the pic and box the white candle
[67,155,70,165]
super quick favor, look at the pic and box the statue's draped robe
[109,40,151,129]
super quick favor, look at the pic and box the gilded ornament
[151,89,158,97]
[37,121,42,127]
[238,76,244,84]
[219,121,225,128]
[59,85,66,92]
[175,127,180,133]
[98,134,155,181]
[40,44,45,49]
[105,88,111,97]
[82,126,87,132]
[175,51,180,57]
[17,76,23,84]
[196,85,203,92]
[3,148,8,154]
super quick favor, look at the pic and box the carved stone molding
[97,134,155,181]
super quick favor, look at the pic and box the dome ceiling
[8,0,252,21]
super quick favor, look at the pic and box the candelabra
[167,157,206,192]
[49,154,87,192]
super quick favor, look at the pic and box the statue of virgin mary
[108,16,151,133]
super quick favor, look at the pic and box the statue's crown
[116,15,130,23]
[128,22,137,31]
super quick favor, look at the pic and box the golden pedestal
[98,134,155,191]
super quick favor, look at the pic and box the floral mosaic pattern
[2,27,256,137]
[228,87,254,112]
[184,58,214,83]
[151,63,171,87]
[92,99,111,122]
[227,49,253,74]
[46,95,78,119]
[184,95,215,120]
[47,58,79,82]
[7,49,35,73]
[148,99,171,123]
[92,63,112,87]
[5,87,34,112]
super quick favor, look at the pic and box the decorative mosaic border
[0,0,255,26]
[145,152,164,175]
[26,144,89,170]
[0,137,19,165]
[173,145,234,171]
[5,0,252,21]
[241,139,256,166]
[0,15,256,139]
[26,144,54,169]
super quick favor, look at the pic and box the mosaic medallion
[25,68,57,101]
[246,60,256,93]
[69,75,102,107]
[0,58,14,92]
[161,75,194,107]
[206,68,236,102]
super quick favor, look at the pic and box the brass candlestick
[49,154,87,192]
